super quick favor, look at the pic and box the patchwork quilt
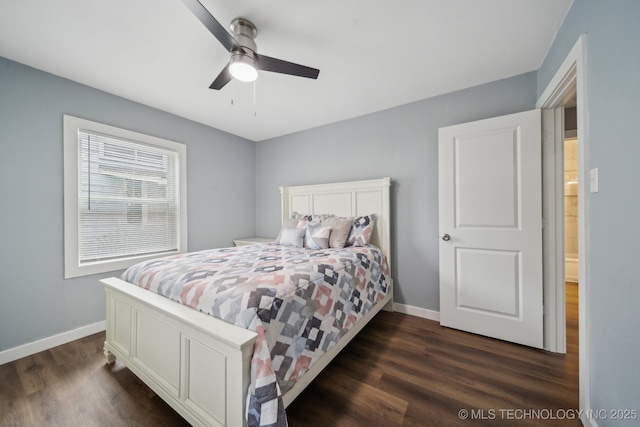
[120,243,391,427]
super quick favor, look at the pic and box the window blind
[78,130,180,263]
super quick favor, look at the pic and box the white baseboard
[393,302,440,322]
[0,305,439,366]
[0,320,106,365]
[0,304,436,365]
[580,411,600,427]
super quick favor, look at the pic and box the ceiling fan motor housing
[231,18,257,54]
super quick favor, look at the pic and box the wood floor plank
[0,360,24,400]
[318,369,408,424]
[13,350,66,396]
[1,284,579,426]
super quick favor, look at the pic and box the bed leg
[382,289,394,312]
[104,341,116,364]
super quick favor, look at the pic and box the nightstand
[232,237,275,247]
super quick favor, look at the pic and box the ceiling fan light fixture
[229,53,258,82]
[179,3,319,90]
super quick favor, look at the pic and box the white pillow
[275,218,300,243]
[279,227,306,247]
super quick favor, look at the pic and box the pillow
[276,217,302,243]
[321,216,354,248]
[279,227,306,247]
[304,223,332,249]
[346,214,377,247]
[292,211,332,223]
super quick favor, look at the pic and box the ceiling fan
[180,0,320,90]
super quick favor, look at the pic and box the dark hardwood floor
[0,283,579,426]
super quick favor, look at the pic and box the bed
[101,177,393,427]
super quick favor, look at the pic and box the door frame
[536,34,588,416]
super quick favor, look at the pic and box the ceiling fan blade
[180,0,241,53]
[255,54,320,80]
[209,63,232,90]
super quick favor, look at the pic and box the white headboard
[280,177,392,269]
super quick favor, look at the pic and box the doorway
[564,107,579,285]
[537,34,588,419]
[564,105,580,357]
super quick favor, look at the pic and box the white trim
[541,107,567,353]
[581,415,599,427]
[0,320,106,365]
[0,304,437,366]
[536,33,585,110]
[393,303,440,322]
[537,33,589,417]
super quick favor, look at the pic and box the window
[64,115,187,278]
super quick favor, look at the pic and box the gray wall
[538,0,640,422]
[256,72,538,310]
[0,57,256,351]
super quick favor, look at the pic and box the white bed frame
[101,177,393,427]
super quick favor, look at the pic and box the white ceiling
[0,0,572,141]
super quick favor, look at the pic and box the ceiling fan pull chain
[231,78,235,106]
[253,80,257,117]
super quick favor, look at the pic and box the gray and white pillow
[304,222,332,249]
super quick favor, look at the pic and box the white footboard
[102,277,393,426]
[102,277,258,427]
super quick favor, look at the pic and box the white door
[438,109,543,348]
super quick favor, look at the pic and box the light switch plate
[590,168,599,193]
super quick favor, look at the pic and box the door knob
[442,233,451,241]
